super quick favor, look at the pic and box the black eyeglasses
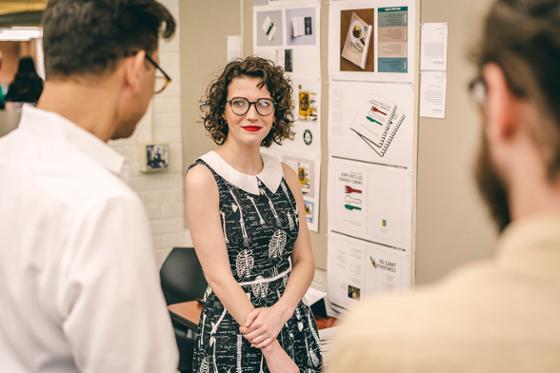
[468,76,486,112]
[145,54,172,94]
[226,97,275,116]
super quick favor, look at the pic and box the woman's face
[223,76,275,148]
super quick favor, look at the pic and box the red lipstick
[242,126,261,132]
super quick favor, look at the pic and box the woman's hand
[240,304,292,348]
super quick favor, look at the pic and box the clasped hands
[239,304,291,349]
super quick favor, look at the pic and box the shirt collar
[199,150,283,195]
[18,105,128,178]
[497,214,560,278]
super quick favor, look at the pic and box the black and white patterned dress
[190,151,322,373]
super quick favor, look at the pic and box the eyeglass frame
[144,54,172,95]
[468,75,487,112]
[225,96,276,116]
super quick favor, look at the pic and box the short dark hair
[474,0,560,178]
[42,0,176,77]
[200,56,294,147]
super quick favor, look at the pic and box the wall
[180,0,243,165]
[180,0,499,287]
[415,0,497,284]
[110,0,188,267]
[179,0,244,252]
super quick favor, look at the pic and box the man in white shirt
[0,1,179,372]
[329,0,560,372]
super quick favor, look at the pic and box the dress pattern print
[190,155,322,373]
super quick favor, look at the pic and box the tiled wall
[110,0,192,267]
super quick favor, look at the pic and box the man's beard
[475,134,511,232]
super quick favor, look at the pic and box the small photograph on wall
[274,48,293,72]
[285,7,317,46]
[256,10,284,47]
[296,82,319,122]
[304,199,315,225]
[340,9,375,72]
[282,154,316,198]
[347,284,361,300]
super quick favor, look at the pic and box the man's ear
[482,63,520,143]
[123,50,146,93]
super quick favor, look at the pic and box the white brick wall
[109,0,192,268]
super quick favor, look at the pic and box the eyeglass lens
[229,97,274,116]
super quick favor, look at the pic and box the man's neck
[37,80,121,143]
[508,152,560,221]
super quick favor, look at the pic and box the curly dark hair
[200,56,294,147]
[473,0,560,179]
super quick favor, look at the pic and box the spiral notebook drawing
[351,111,406,157]
[351,96,396,147]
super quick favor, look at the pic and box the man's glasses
[226,97,275,116]
[468,76,486,112]
[145,54,172,95]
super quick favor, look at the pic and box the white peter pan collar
[199,150,283,195]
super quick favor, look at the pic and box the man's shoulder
[1,129,137,208]
[329,259,560,372]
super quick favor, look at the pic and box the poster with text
[327,232,410,315]
[327,157,412,248]
[378,6,408,72]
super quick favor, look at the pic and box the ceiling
[0,1,46,16]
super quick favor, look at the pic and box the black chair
[160,247,207,373]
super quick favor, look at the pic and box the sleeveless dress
[190,151,322,373]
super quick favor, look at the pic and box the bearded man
[329,0,560,372]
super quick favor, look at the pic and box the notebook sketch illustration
[352,110,406,157]
[350,96,396,147]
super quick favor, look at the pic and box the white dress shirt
[0,106,179,372]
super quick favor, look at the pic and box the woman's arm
[241,163,315,348]
[185,164,255,325]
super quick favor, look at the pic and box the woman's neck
[216,141,263,176]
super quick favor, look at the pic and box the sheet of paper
[303,286,327,306]
[420,22,448,71]
[328,80,415,169]
[327,231,410,314]
[263,150,322,232]
[328,0,417,83]
[253,1,321,79]
[226,35,242,62]
[420,70,447,119]
[327,157,413,248]
[318,326,338,368]
[378,6,409,73]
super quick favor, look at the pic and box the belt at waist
[238,258,292,287]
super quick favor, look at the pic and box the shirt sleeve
[57,195,179,373]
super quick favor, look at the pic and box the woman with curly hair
[185,56,322,372]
